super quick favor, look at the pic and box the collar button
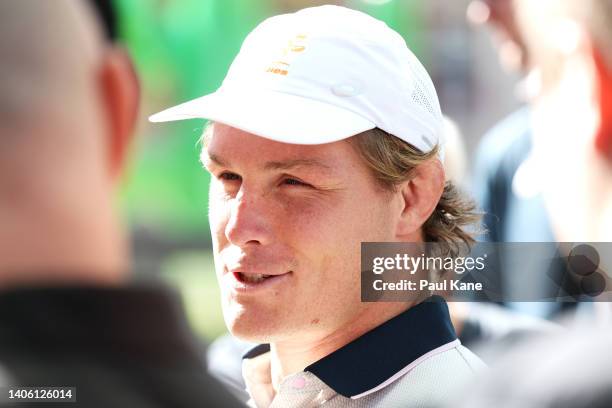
[291,376,307,389]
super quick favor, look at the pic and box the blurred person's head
[512,0,612,241]
[467,0,530,73]
[515,0,612,105]
[0,0,139,285]
[152,6,478,354]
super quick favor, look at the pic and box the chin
[222,303,285,343]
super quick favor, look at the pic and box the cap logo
[265,34,308,76]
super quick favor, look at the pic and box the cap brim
[148,89,375,145]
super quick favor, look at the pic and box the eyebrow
[204,152,228,167]
[263,158,333,172]
[204,152,333,173]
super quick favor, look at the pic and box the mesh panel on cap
[406,52,441,121]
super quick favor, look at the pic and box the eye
[219,172,241,181]
[282,178,311,187]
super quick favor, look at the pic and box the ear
[395,159,445,240]
[592,47,612,158]
[98,46,140,181]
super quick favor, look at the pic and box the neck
[0,199,128,288]
[268,302,411,392]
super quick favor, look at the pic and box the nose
[224,188,274,248]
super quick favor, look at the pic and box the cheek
[288,193,392,268]
[283,196,340,240]
[208,198,228,278]
[312,194,392,242]
[208,185,229,236]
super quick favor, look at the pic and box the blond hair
[349,127,480,258]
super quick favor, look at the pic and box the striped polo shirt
[242,296,485,407]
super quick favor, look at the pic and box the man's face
[202,124,399,343]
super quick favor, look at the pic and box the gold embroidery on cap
[265,34,308,76]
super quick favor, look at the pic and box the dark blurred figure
[0,1,241,407]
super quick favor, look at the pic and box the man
[467,0,570,319]
[468,0,545,245]
[0,1,241,406]
[470,0,610,313]
[151,6,484,407]
[514,0,612,318]
[454,4,612,403]
[514,0,612,243]
[452,3,612,393]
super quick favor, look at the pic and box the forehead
[202,123,363,173]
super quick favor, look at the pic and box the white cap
[149,5,444,157]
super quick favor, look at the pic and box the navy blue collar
[243,296,457,397]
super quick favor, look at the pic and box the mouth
[228,271,292,293]
[234,271,290,283]
[235,272,274,284]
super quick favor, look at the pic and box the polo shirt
[242,296,485,407]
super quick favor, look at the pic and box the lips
[227,270,292,294]
[235,272,273,284]
[221,247,294,292]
